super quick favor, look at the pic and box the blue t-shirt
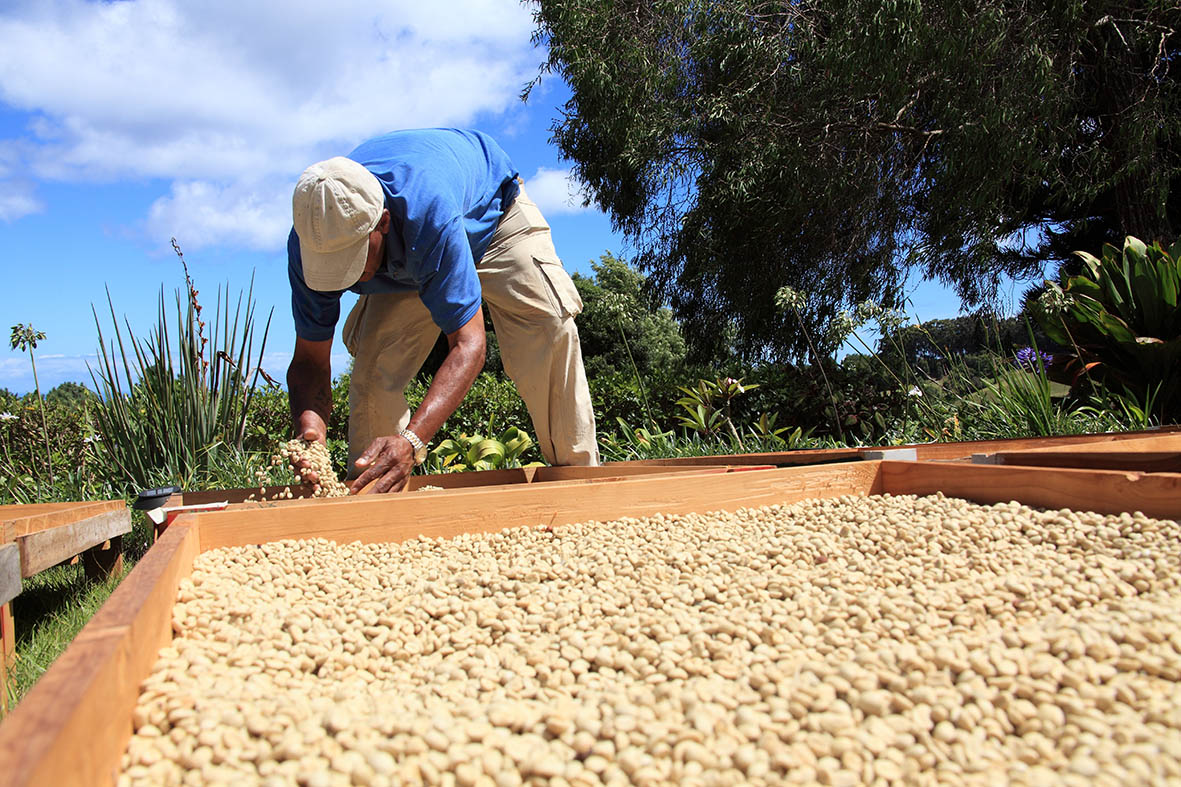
[288,129,520,340]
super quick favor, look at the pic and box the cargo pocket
[341,295,369,357]
[533,255,584,318]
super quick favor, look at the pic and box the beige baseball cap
[292,157,386,292]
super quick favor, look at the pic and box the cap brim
[300,235,369,293]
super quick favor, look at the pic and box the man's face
[356,209,391,284]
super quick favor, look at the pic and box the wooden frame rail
[617,425,1181,467]
[172,462,751,507]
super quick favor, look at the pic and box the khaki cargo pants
[341,185,599,473]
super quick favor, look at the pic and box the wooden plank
[406,468,531,491]
[0,544,19,607]
[17,510,132,578]
[178,465,733,505]
[196,462,886,552]
[613,427,1181,469]
[907,427,1181,461]
[0,500,124,541]
[614,449,862,467]
[0,603,12,713]
[879,461,1181,520]
[533,464,735,482]
[0,521,200,787]
[997,433,1181,455]
[992,450,1181,473]
[0,602,13,663]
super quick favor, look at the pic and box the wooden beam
[996,433,1181,455]
[992,450,1181,473]
[82,536,125,583]
[879,461,1181,520]
[196,462,886,552]
[0,500,125,542]
[906,427,1181,461]
[177,464,742,506]
[0,521,200,787]
[0,544,19,608]
[0,603,12,714]
[17,510,132,578]
[533,465,735,482]
[612,427,1181,468]
[610,449,863,467]
[0,603,13,664]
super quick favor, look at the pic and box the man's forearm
[408,337,484,444]
[287,358,333,434]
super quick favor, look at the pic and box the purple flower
[1013,347,1052,370]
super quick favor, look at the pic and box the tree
[45,381,97,409]
[571,253,688,379]
[9,323,54,483]
[528,0,1180,362]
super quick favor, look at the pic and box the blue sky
[0,0,1030,395]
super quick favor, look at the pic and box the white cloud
[0,0,541,246]
[0,142,43,220]
[0,353,98,394]
[524,167,595,216]
[148,179,292,251]
[0,180,42,221]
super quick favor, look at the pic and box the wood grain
[0,521,199,787]
[196,462,886,551]
[880,461,1181,520]
[18,510,132,577]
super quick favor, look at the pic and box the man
[286,129,598,494]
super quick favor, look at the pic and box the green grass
[2,516,153,714]
[3,560,133,713]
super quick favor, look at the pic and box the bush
[1036,235,1181,423]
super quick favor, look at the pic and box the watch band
[398,428,428,464]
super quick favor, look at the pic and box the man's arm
[288,335,333,449]
[351,308,486,494]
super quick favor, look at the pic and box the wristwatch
[398,428,428,465]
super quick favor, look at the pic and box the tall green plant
[8,323,54,485]
[88,244,273,489]
[1036,236,1181,422]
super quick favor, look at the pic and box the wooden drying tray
[0,500,131,712]
[2,459,1180,785]
[612,425,1181,468]
[169,462,761,507]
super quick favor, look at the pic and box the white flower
[827,310,858,344]
[774,286,806,313]
[0,412,16,421]
[907,386,923,397]
[1037,284,1075,314]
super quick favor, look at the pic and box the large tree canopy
[528,0,1180,361]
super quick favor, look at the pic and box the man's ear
[376,209,391,234]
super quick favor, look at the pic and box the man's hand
[288,336,333,486]
[291,411,328,484]
[349,308,487,494]
[351,434,415,494]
